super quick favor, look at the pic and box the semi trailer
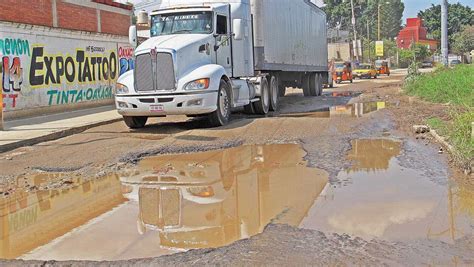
[116,0,328,128]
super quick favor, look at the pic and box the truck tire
[208,79,232,127]
[253,76,270,115]
[269,75,279,111]
[309,73,323,96]
[302,74,311,97]
[123,116,148,129]
[278,84,286,97]
[243,102,255,114]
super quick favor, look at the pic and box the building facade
[396,18,438,51]
[0,0,134,119]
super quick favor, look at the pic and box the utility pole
[367,19,371,62]
[378,3,381,40]
[441,0,449,66]
[350,0,359,61]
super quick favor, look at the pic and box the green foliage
[452,26,474,55]
[449,109,474,165]
[407,65,474,166]
[397,44,431,68]
[324,0,404,40]
[404,64,474,107]
[426,117,446,133]
[413,44,431,61]
[398,48,414,67]
[418,3,474,46]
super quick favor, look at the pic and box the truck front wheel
[123,116,148,129]
[208,79,231,127]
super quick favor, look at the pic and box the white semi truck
[116,0,328,128]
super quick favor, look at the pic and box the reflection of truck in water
[115,0,328,128]
[120,145,327,249]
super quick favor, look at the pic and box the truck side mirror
[129,26,138,48]
[233,19,244,40]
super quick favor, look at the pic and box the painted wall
[0,22,134,118]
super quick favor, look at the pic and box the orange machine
[375,60,390,76]
[333,61,353,84]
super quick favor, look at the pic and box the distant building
[328,42,353,61]
[396,18,438,51]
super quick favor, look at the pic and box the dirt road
[1,71,473,266]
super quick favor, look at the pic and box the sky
[403,0,474,20]
[118,0,474,20]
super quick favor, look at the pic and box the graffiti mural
[0,38,30,109]
[29,47,118,87]
[118,45,134,76]
[2,56,23,92]
[0,27,127,113]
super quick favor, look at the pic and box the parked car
[353,64,378,79]
[450,60,462,67]
[420,61,433,68]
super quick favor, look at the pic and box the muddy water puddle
[281,101,387,118]
[301,139,474,244]
[0,174,126,259]
[2,144,328,261]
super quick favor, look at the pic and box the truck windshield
[151,12,213,36]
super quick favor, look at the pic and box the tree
[418,3,474,46]
[452,26,474,56]
[324,0,361,31]
[324,0,404,41]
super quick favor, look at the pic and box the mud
[7,224,474,266]
[1,72,473,265]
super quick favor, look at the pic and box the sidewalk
[0,106,122,153]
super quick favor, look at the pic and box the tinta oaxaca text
[29,47,118,86]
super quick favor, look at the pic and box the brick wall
[0,0,131,36]
[57,1,98,33]
[0,0,53,27]
[101,10,130,36]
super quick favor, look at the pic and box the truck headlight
[115,83,129,94]
[185,78,210,90]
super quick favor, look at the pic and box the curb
[429,129,454,153]
[0,118,122,154]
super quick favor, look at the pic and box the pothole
[280,101,387,118]
[2,144,328,261]
[301,139,474,244]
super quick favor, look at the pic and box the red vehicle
[333,61,353,84]
[375,60,390,76]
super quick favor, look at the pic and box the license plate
[150,105,164,112]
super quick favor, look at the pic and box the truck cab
[115,0,327,129]
[116,1,260,128]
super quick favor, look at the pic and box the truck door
[215,11,232,76]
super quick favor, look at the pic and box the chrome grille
[135,54,154,92]
[135,52,175,92]
[156,53,175,91]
